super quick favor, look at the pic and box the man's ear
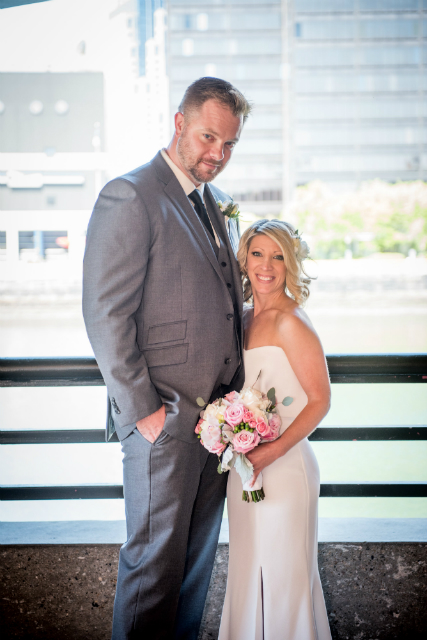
[175,112,185,136]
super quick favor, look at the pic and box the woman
[219,219,332,640]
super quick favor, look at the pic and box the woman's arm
[246,310,331,485]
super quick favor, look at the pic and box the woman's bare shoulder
[275,306,318,344]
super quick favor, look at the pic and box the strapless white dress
[218,346,331,640]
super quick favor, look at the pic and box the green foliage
[282,396,294,406]
[291,180,427,258]
[267,387,276,404]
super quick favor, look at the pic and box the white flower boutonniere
[216,199,241,222]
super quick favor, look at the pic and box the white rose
[215,404,228,420]
[203,403,218,419]
[240,387,263,402]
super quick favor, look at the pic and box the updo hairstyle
[237,219,312,307]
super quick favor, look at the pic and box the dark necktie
[188,189,215,240]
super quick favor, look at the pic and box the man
[82,77,251,639]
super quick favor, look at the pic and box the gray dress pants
[111,427,227,640]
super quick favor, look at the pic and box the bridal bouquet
[195,385,293,503]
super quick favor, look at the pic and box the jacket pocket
[147,320,187,345]
[143,343,188,368]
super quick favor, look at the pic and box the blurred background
[0,0,426,526]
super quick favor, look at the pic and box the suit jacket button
[227,314,234,320]
[111,397,121,414]
[225,358,231,365]
[221,261,227,267]
[226,283,232,288]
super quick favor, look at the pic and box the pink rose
[224,403,245,427]
[195,419,204,435]
[255,417,271,439]
[233,429,260,454]
[209,440,227,455]
[225,390,239,403]
[248,419,258,430]
[269,413,281,431]
[258,413,281,441]
[243,409,254,422]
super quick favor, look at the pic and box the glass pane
[0,499,126,522]
[295,0,355,12]
[0,387,107,431]
[1,0,426,533]
[297,20,355,40]
[360,19,420,39]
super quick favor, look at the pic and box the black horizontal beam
[0,430,112,445]
[1,483,426,501]
[320,483,427,498]
[0,485,124,501]
[0,354,426,387]
[326,353,427,384]
[1,426,427,445]
[0,357,104,387]
[309,426,427,441]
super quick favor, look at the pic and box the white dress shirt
[160,149,220,247]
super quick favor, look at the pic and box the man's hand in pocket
[136,405,166,443]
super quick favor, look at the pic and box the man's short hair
[178,77,252,124]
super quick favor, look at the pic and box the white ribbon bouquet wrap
[195,382,293,503]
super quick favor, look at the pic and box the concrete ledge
[0,543,426,640]
[1,518,426,544]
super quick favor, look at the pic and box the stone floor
[1,542,426,639]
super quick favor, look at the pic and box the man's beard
[177,131,225,184]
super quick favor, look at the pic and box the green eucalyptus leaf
[267,387,276,403]
[196,397,206,407]
[217,462,223,474]
[282,396,294,406]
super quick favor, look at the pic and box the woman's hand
[246,440,282,487]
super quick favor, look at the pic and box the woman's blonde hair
[237,219,312,306]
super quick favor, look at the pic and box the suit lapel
[152,152,242,302]
[205,185,243,297]
[163,179,225,282]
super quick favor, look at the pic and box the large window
[170,35,282,56]
[295,0,421,12]
[1,0,426,535]
[295,19,422,40]
[296,99,427,120]
[295,125,426,146]
[295,45,422,67]
[294,72,427,92]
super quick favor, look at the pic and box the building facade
[292,0,427,192]
[167,0,284,215]
[166,0,426,216]
[0,72,104,260]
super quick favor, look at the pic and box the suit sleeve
[82,178,162,431]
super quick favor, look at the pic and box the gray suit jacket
[83,151,244,443]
